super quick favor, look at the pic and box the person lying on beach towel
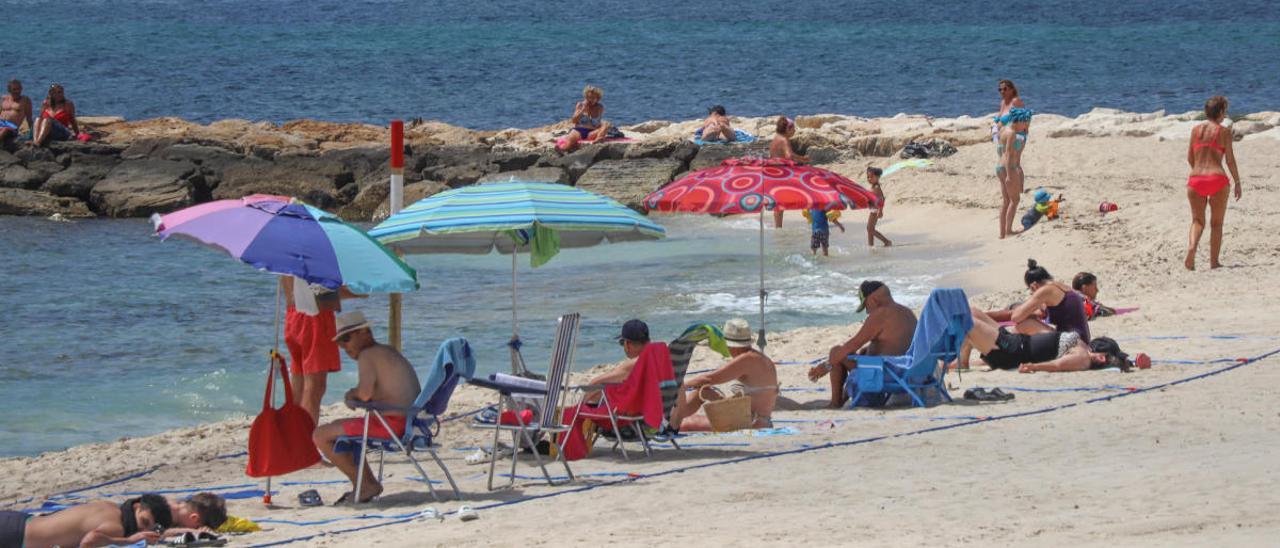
[808,281,916,408]
[0,492,227,548]
[1072,271,1119,319]
[953,306,1137,373]
[699,105,736,142]
[673,318,779,430]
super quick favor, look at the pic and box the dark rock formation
[0,188,95,218]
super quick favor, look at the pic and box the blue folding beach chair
[844,288,973,408]
[334,337,475,503]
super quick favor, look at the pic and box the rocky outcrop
[90,160,200,217]
[0,188,95,218]
[576,159,684,210]
[3,108,1276,220]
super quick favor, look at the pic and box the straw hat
[722,318,753,348]
[332,311,371,342]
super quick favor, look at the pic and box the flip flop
[333,491,353,506]
[457,505,479,522]
[990,388,1016,401]
[297,489,323,507]
[417,507,443,522]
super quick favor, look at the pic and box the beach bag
[246,351,319,477]
[700,386,753,432]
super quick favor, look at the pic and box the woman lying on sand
[994,79,1032,239]
[1184,95,1243,270]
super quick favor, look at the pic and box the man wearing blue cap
[584,319,650,389]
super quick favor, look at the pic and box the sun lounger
[845,288,973,408]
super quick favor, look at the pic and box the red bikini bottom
[1187,174,1229,198]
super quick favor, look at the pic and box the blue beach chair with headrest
[844,288,973,408]
[334,337,475,503]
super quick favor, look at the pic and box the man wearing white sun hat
[672,318,779,431]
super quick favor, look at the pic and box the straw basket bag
[699,385,753,432]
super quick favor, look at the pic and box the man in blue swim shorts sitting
[0,79,33,149]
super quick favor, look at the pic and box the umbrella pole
[265,280,283,506]
[758,209,767,351]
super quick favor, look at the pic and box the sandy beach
[4,110,1279,546]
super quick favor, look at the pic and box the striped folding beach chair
[469,313,580,490]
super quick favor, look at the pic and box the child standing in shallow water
[866,167,892,247]
[808,208,844,256]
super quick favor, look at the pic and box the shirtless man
[583,319,651,390]
[674,318,779,430]
[809,280,917,408]
[768,116,810,227]
[313,311,421,504]
[0,494,172,548]
[1,79,33,148]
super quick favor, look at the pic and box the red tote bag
[246,351,320,477]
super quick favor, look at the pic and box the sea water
[0,0,1275,127]
[1,215,974,456]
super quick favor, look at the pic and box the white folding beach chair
[469,313,580,490]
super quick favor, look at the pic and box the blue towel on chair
[416,338,475,410]
[894,288,973,375]
[693,128,757,145]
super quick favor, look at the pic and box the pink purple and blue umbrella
[151,194,417,293]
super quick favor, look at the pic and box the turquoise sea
[2,216,974,456]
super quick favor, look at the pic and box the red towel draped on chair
[559,342,673,460]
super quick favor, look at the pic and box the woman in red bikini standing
[33,83,79,147]
[1184,95,1243,270]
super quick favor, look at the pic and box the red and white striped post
[388,120,405,350]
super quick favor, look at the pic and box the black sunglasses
[336,333,353,344]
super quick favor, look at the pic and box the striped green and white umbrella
[369,181,666,372]
[370,181,665,256]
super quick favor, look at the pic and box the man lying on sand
[313,311,421,504]
[1,492,226,548]
[674,318,779,430]
[809,281,917,408]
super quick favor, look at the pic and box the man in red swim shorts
[312,311,422,504]
[281,277,363,423]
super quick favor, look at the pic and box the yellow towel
[217,515,262,533]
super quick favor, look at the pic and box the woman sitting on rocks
[34,84,79,147]
[559,85,610,152]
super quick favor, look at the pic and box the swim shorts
[341,415,408,439]
[0,510,29,548]
[284,307,341,375]
[810,229,830,250]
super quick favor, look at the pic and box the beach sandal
[472,406,499,425]
[457,505,480,522]
[333,491,378,505]
[167,531,227,547]
[416,507,444,522]
[989,388,1016,401]
[297,489,323,507]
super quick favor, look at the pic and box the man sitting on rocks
[809,280,918,408]
[0,79,33,150]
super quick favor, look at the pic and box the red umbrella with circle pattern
[643,158,879,214]
[642,158,878,350]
